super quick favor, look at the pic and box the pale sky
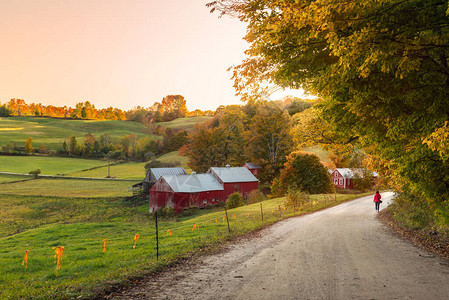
[0,0,304,111]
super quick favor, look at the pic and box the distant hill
[0,116,212,151]
[156,116,213,131]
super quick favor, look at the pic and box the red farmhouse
[150,173,224,213]
[331,168,379,189]
[207,166,259,199]
[243,162,262,177]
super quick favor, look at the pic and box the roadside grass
[0,192,372,299]
[0,178,138,198]
[0,117,159,150]
[0,155,108,175]
[156,116,213,130]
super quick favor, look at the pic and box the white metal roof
[208,167,258,183]
[161,173,224,193]
[144,167,187,183]
[244,162,261,169]
[335,168,379,179]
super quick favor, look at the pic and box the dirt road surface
[115,192,449,299]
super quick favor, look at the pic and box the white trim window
[339,179,343,185]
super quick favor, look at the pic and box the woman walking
[374,191,382,212]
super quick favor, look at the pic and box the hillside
[0,116,159,150]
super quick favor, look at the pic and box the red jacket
[374,193,381,202]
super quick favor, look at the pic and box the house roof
[144,167,187,183]
[334,168,379,179]
[208,167,258,183]
[160,174,224,193]
[244,162,261,169]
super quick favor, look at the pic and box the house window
[203,200,207,204]
[334,173,338,177]
[339,179,343,185]
[334,179,338,184]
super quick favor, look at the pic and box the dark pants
[375,202,380,211]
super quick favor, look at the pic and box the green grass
[0,178,138,198]
[0,117,159,150]
[0,191,372,299]
[0,155,108,175]
[0,174,31,184]
[303,146,332,165]
[68,151,189,179]
[68,162,146,179]
[156,116,213,130]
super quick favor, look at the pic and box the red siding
[332,170,353,189]
[222,181,259,200]
[150,179,227,213]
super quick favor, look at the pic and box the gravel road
[115,192,449,299]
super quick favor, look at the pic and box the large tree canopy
[209,0,449,204]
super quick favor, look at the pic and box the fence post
[224,207,231,233]
[335,190,337,202]
[155,211,159,261]
[260,202,263,222]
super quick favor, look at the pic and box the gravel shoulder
[110,192,449,299]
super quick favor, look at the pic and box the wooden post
[278,205,282,218]
[335,190,337,201]
[224,207,231,233]
[155,211,159,260]
[260,202,263,222]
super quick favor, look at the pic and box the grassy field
[0,191,372,299]
[68,151,189,179]
[0,117,160,150]
[303,146,332,165]
[0,174,31,184]
[0,155,108,175]
[0,178,138,198]
[156,116,213,130]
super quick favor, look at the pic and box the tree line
[0,95,214,123]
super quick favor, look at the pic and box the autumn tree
[273,151,334,196]
[24,137,33,154]
[210,0,449,206]
[161,95,188,121]
[245,101,293,182]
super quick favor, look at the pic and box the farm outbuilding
[149,173,224,213]
[243,162,261,177]
[143,167,187,191]
[331,168,379,189]
[207,166,259,199]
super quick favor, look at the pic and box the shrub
[284,189,309,211]
[247,189,267,204]
[226,192,244,209]
[29,169,41,179]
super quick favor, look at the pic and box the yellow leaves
[423,121,449,161]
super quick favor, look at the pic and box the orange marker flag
[215,218,217,223]
[223,216,226,222]
[232,214,236,219]
[247,213,250,217]
[167,229,172,236]
[192,223,199,230]
[133,234,140,249]
[103,239,107,253]
[22,250,29,268]
[53,246,64,276]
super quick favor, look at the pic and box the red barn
[243,162,262,177]
[207,166,259,199]
[331,168,379,189]
[149,173,224,213]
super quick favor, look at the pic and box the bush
[276,151,334,195]
[247,189,266,204]
[29,169,41,179]
[284,189,309,211]
[156,206,175,218]
[226,192,244,209]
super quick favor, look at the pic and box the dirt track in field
[112,192,449,299]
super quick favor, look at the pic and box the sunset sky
[0,0,304,111]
